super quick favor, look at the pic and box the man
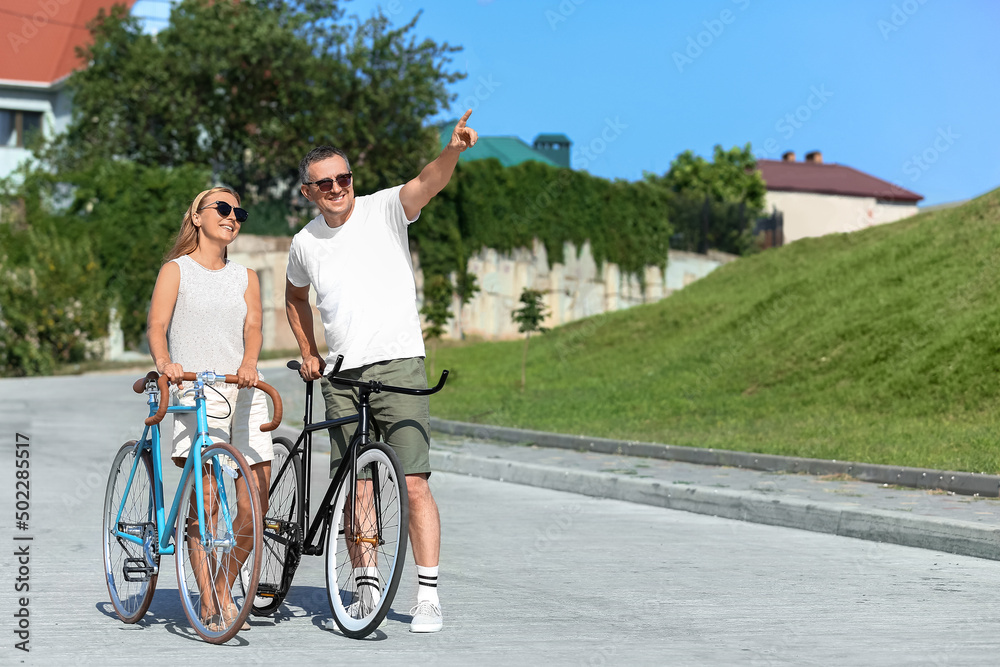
[284,110,478,633]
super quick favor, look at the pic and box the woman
[146,186,271,631]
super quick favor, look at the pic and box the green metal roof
[533,133,572,145]
[438,122,558,168]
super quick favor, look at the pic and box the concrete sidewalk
[422,423,1000,562]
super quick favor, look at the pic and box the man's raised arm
[400,109,478,220]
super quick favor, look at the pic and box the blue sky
[133,0,1000,206]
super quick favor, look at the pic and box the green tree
[0,183,109,376]
[49,0,462,205]
[0,160,209,373]
[645,143,766,255]
[420,274,453,378]
[63,161,211,345]
[511,288,549,392]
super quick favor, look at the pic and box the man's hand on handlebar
[298,354,326,381]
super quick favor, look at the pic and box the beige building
[758,151,922,245]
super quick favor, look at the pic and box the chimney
[781,151,796,162]
[805,150,823,164]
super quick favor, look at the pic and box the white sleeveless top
[167,255,248,375]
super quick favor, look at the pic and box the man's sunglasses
[198,200,248,223]
[303,173,353,192]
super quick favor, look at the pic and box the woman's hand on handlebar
[157,361,185,388]
[236,362,260,389]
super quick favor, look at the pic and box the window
[0,109,44,148]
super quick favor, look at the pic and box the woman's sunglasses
[303,172,353,192]
[198,200,248,223]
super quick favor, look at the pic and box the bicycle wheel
[325,441,409,638]
[103,440,159,624]
[250,435,303,616]
[175,441,262,644]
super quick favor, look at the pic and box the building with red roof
[758,150,923,245]
[0,0,137,177]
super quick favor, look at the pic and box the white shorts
[171,382,274,466]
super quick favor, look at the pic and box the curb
[429,449,1000,562]
[430,418,1000,498]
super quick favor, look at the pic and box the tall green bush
[0,195,107,375]
[644,143,766,255]
[63,161,210,345]
[0,161,209,375]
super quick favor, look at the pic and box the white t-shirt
[286,185,425,370]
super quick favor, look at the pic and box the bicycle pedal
[123,558,153,582]
[254,584,278,598]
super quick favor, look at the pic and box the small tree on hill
[511,287,549,392]
[420,274,452,378]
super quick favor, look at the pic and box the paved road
[2,373,1000,665]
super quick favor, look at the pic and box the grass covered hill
[427,189,1000,473]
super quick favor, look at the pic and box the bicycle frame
[269,361,447,559]
[113,377,236,561]
[268,377,364,558]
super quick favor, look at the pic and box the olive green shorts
[320,357,431,477]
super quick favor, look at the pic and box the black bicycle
[248,355,448,637]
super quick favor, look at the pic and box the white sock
[355,566,380,605]
[416,564,439,606]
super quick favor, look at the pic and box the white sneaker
[409,600,443,633]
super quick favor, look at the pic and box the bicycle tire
[250,435,303,616]
[103,440,159,624]
[175,441,262,643]
[325,442,409,638]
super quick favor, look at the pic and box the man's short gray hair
[299,146,352,184]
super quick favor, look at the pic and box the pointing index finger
[457,109,473,127]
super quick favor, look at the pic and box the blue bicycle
[102,371,282,643]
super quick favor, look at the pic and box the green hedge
[412,159,673,286]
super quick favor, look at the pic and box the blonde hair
[163,186,242,263]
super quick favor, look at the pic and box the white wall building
[0,81,72,179]
[758,151,922,245]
